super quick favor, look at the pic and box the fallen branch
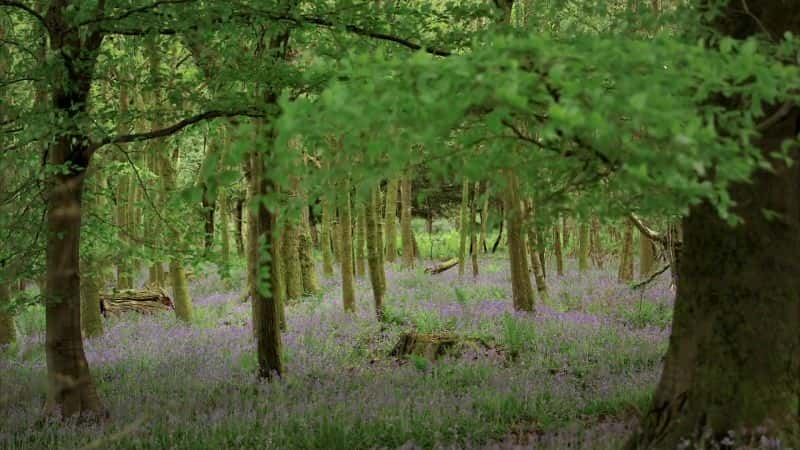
[631,264,670,290]
[100,288,174,316]
[424,258,459,274]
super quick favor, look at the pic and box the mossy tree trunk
[365,186,386,320]
[339,182,356,312]
[219,194,232,280]
[80,172,105,338]
[590,215,603,269]
[400,176,415,269]
[638,227,655,278]
[282,219,303,301]
[479,186,489,253]
[0,265,14,347]
[384,179,399,262]
[629,7,800,447]
[503,174,534,312]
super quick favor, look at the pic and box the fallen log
[424,258,459,275]
[100,288,174,317]
[390,332,496,361]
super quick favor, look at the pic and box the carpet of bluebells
[1,257,675,449]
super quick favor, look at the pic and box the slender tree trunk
[219,194,231,279]
[365,186,386,320]
[470,182,479,277]
[400,176,414,269]
[299,206,320,295]
[479,188,489,253]
[339,183,356,312]
[525,201,548,299]
[590,215,603,268]
[562,216,570,253]
[384,179,399,262]
[578,222,590,273]
[458,180,469,276]
[617,221,634,283]
[320,197,335,277]
[554,220,564,276]
[503,174,534,312]
[355,202,367,278]
[282,220,303,301]
[234,197,245,257]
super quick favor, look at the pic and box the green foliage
[620,299,673,329]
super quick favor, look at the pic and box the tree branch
[631,264,670,290]
[629,213,666,244]
[0,1,49,31]
[88,109,263,154]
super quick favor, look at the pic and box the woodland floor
[0,256,672,449]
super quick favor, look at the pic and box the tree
[400,176,415,269]
[628,3,800,447]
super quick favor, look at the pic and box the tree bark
[503,174,533,312]
[282,220,303,301]
[628,4,800,447]
[365,186,386,320]
[299,206,320,295]
[525,201,548,300]
[617,221,634,283]
[554,220,564,276]
[458,180,469,276]
[320,197,335,277]
[638,227,655,278]
[578,222,590,273]
[384,178,399,262]
[355,202,367,278]
[339,182,356,312]
[400,176,415,269]
[470,182,479,277]
[0,269,14,347]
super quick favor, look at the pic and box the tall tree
[458,179,469,276]
[384,179,399,262]
[400,175,415,269]
[628,3,800,447]
[365,186,386,320]
[339,182,356,313]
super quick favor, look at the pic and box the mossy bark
[384,179,399,262]
[628,6,800,447]
[219,194,232,279]
[400,176,415,269]
[525,202,548,300]
[503,174,533,312]
[0,275,15,347]
[590,215,603,269]
[339,183,356,313]
[479,189,489,253]
[638,227,655,278]
[365,186,386,320]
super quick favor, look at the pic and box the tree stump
[100,288,174,317]
[390,332,462,360]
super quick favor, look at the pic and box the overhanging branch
[0,1,49,31]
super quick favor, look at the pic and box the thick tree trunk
[638,228,655,278]
[339,183,356,312]
[44,168,103,417]
[400,176,415,269]
[503,175,534,312]
[384,179,399,262]
[617,221,634,283]
[365,186,386,320]
[169,261,193,322]
[628,5,800,448]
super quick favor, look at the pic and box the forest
[0,0,798,449]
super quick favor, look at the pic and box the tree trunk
[470,182,479,277]
[365,186,386,320]
[384,179,399,262]
[479,188,489,253]
[617,221,634,283]
[0,271,15,347]
[628,5,800,448]
[503,174,534,312]
[299,206,320,295]
[320,197,335,277]
[400,176,415,269]
[219,194,231,279]
[590,214,603,268]
[234,197,245,257]
[578,222,590,273]
[638,227,655,278]
[525,201,548,300]
[458,180,469,276]
[339,182,356,312]
[282,220,303,301]
[554,220,564,276]
[355,202,367,278]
